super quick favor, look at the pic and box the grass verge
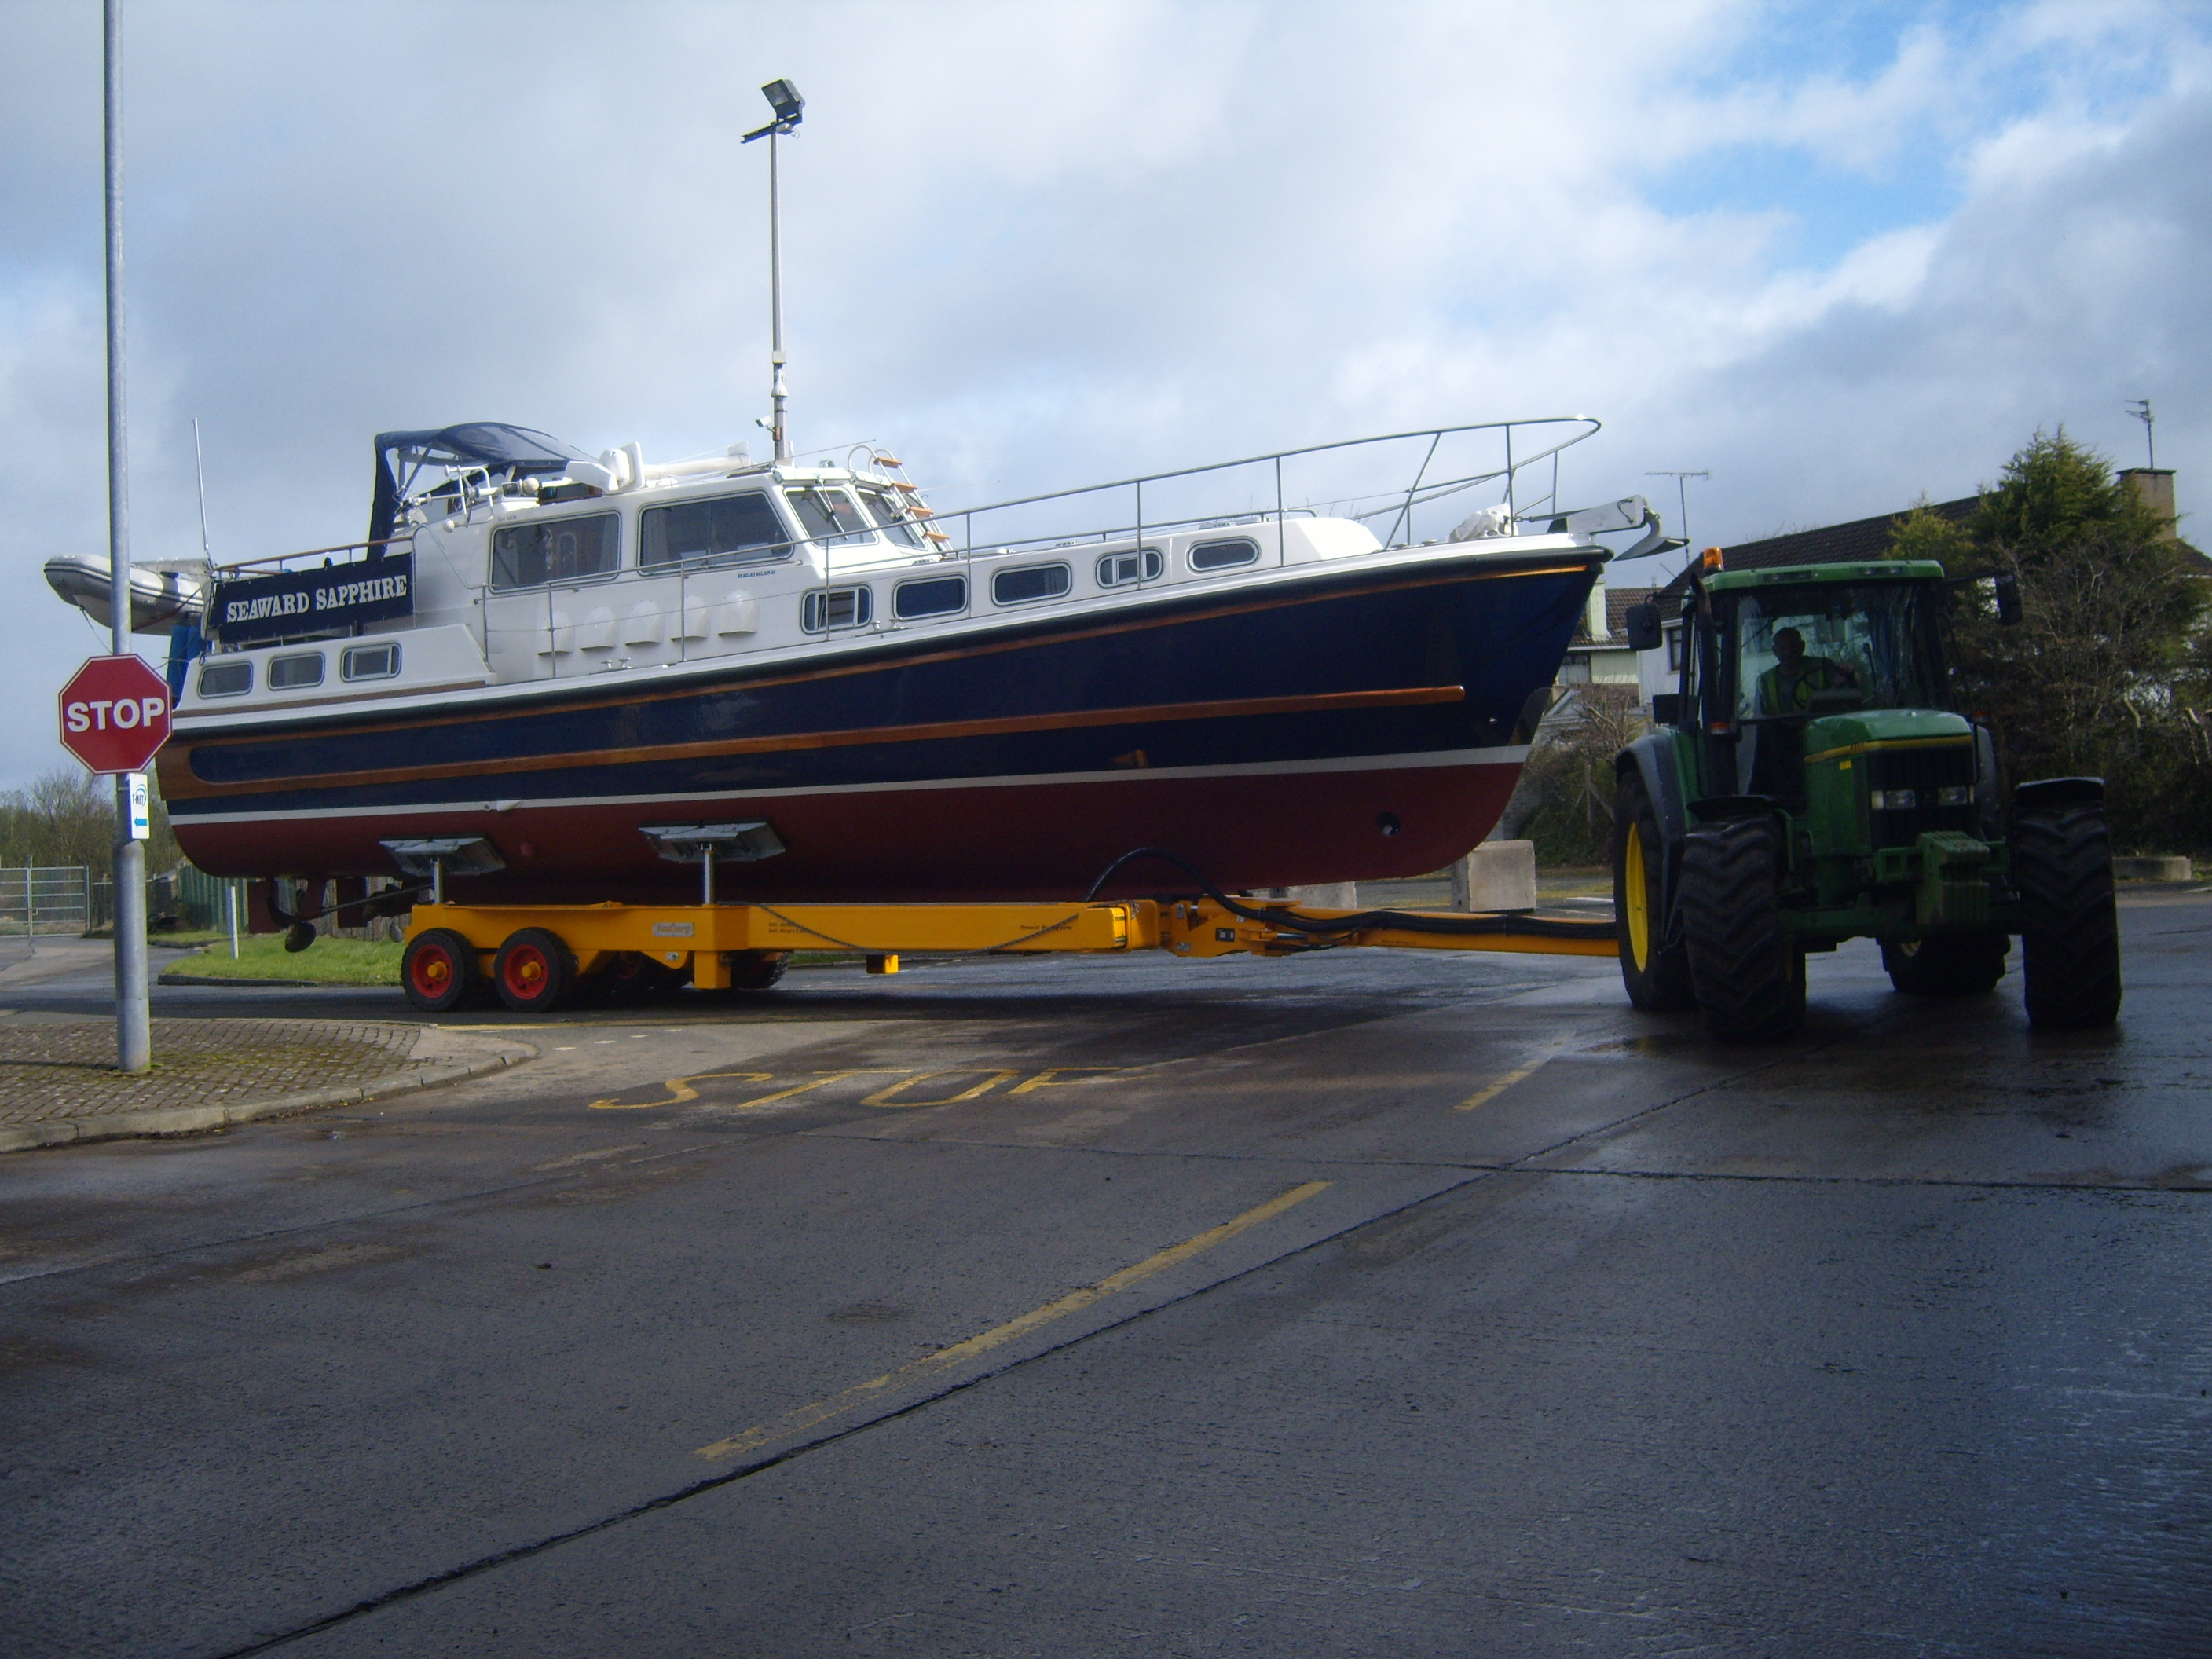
[162,932,402,986]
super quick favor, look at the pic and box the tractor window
[1729,584,1946,723]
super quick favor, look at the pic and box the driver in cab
[1756,626,1859,715]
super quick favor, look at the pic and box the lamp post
[1646,470,1711,553]
[743,79,804,463]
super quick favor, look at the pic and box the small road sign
[59,654,172,775]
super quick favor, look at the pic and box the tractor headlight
[1869,788,1917,811]
[1936,785,1972,807]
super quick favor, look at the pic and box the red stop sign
[59,655,174,775]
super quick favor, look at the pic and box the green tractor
[1613,555,2122,1042]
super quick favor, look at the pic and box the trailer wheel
[593,952,685,1003]
[401,928,482,1014]
[1613,773,1694,1011]
[1881,932,2009,997]
[2013,804,2122,1028]
[1679,815,1805,1043]
[493,928,577,1013]
[725,950,790,992]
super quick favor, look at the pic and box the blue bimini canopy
[368,423,599,547]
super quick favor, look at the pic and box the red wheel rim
[409,943,456,998]
[502,944,553,1002]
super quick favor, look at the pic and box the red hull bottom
[175,759,1525,904]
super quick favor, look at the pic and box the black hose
[1083,847,1613,941]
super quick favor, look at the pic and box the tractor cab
[1614,553,2119,1043]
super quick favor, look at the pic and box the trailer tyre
[1613,772,1694,1011]
[725,950,791,992]
[401,928,482,1014]
[493,928,577,1013]
[1679,815,1806,1043]
[1881,931,2009,997]
[2012,804,2122,1028]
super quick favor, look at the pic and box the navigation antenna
[743,79,805,464]
[192,416,212,558]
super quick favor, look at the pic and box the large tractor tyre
[1679,815,1806,1043]
[1881,931,2010,997]
[401,928,481,1013]
[2012,805,2122,1028]
[1613,772,1695,1011]
[493,928,579,1013]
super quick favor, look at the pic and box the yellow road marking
[1006,1066,1123,1095]
[692,1179,1332,1463]
[1456,1050,1562,1111]
[588,1071,773,1111]
[861,1070,1020,1108]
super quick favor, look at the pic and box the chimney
[2118,468,2177,539]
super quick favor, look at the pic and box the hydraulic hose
[1084,847,1614,941]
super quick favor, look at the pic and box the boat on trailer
[56,418,1669,905]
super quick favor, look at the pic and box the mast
[744,79,805,464]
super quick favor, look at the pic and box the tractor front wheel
[1613,772,1694,1011]
[1881,931,2009,997]
[1679,815,1806,1043]
[2012,804,2122,1028]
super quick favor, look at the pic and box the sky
[1,0,2206,786]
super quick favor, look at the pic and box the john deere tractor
[1613,555,2122,1042]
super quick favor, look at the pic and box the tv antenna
[1646,471,1712,551]
[2125,399,2155,471]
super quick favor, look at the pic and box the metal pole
[768,128,790,463]
[701,846,716,907]
[104,0,150,1075]
[226,881,239,959]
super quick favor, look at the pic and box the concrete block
[1285,882,1360,909]
[2112,855,2194,882]
[1452,840,1537,913]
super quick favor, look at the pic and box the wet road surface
[2,891,2207,1657]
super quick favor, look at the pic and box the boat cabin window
[802,586,874,632]
[640,493,789,569]
[859,488,928,550]
[894,576,967,620]
[992,563,1072,606]
[785,486,873,548]
[269,652,326,690]
[1097,549,1163,588]
[1190,537,1259,571]
[490,511,621,590]
[198,660,252,698]
[342,642,402,682]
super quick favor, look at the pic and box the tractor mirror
[1991,573,2023,626]
[1650,692,1683,727]
[1623,602,1663,653]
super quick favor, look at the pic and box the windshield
[857,487,928,549]
[1728,582,1946,721]
[784,485,873,548]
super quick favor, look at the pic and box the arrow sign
[59,654,173,775]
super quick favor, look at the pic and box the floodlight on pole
[742,79,804,463]
[1646,471,1711,552]
[2126,399,2155,471]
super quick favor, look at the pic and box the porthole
[1189,537,1259,572]
[268,652,326,690]
[197,660,252,698]
[1096,549,1163,588]
[893,576,967,620]
[341,643,401,681]
[991,562,1072,606]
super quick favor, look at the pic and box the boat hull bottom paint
[170,754,1522,903]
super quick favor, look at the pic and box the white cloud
[0,0,2203,784]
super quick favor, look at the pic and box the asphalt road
[2,891,2208,1657]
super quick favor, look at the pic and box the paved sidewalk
[0,1017,535,1153]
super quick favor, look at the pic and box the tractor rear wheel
[1613,772,1694,1011]
[1881,931,2009,997]
[1679,814,1805,1043]
[2012,804,2122,1027]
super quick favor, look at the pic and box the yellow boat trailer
[397,894,1617,1013]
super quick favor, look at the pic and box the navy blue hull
[163,552,1598,900]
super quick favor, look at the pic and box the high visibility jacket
[1757,656,1852,715]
